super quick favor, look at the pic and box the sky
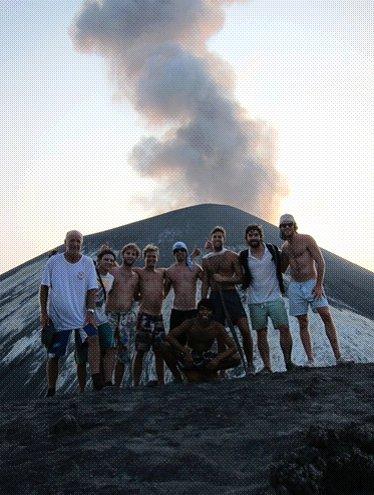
[1,0,373,274]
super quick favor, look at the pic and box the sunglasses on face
[279,222,294,228]
[174,249,187,253]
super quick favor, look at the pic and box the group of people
[40,214,350,396]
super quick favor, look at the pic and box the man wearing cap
[40,230,102,396]
[280,214,348,366]
[164,241,203,381]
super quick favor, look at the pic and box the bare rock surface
[1,363,373,494]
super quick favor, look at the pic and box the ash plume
[71,0,287,221]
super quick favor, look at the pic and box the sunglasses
[279,222,294,228]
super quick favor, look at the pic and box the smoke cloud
[71,0,287,220]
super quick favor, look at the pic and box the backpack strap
[266,244,285,295]
[238,249,252,289]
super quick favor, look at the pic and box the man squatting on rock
[40,230,102,396]
[163,241,203,382]
[201,226,255,374]
[239,224,296,373]
[165,299,240,383]
[106,243,140,387]
[279,214,350,366]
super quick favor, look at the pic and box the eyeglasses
[279,222,294,228]
[174,249,187,253]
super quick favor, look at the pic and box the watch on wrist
[86,308,95,314]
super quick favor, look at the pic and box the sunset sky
[1,0,373,274]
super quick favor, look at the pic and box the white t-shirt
[247,246,282,304]
[41,253,98,331]
[95,271,114,325]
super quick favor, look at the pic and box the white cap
[279,214,296,226]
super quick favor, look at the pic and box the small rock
[49,414,81,435]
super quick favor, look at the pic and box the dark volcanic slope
[2,204,373,318]
[1,364,373,495]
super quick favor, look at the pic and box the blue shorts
[288,279,329,316]
[48,324,98,358]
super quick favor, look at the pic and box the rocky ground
[1,363,373,495]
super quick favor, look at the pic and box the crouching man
[164,299,240,383]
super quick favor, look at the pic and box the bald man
[40,230,102,396]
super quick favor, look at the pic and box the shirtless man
[133,244,167,386]
[106,243,140,386]
[165,299,240,383]
[202,226,254,373]
[280,214,349,366]
[164,241,203,381]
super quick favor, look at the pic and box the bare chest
[205,254,233,274]
[139,270,164,291]
[169,267,198,287]
[285,242,310,261]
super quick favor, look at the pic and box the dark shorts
[135,312,166,352]
[74,323,113,365]
[178,350,218,370]
[210,289,247,325]
[74,330,88,365]
[169,308,197,346]
[48,325,97,359]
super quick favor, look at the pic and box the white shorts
[288,279,329,316]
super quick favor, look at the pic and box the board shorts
[169,308,198,346]
[107,308,137,364]
[288,279,329,316]
[74,322,113,365]
[177,350,218,370]
[48,324,98,359]
[135,312,166,352]
[210,289,247,325]
[249,298,289,331]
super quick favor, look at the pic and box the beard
[249,240,260,247]
[197,315,212,327]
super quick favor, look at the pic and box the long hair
[280,223,298,240]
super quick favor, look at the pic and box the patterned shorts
[178,350,218,370]
[135,312,166,352]
[107,308,137,346]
